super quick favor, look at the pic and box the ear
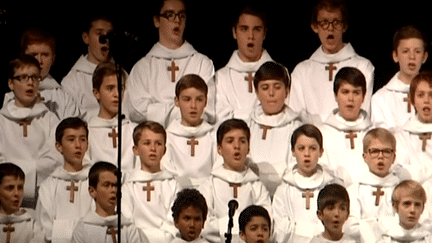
[55,141,63,154]
[163,145,167,156]
[154,15,161,29]
[132,145,139,156]
[317,210,324,221]
[311,23,319,34]
[392,50,399,63]
[82,32,90,45]
[217,144,222,156]
[8,79,14,91]
[174,97,180,107]
[423,52,429,64]
[88,186,97,199]
[93,88,100,100]
[240,231,246,242]
[319,148,324,158]
[232,27,237,40]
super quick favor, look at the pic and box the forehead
[90,19,113,32]
[367,138,393,149]
[180,205,203,216]
[223,129,248,140]
[140,128,165,140]
[295,134,319,145]
[97,171,117,184]
[179,87,206,97]
[337,81,362,91]
[161,0,185,12]
[246,216,269,227]
[397,38,425,49]
[14,65,40,75]
[317,8,342,20]
[101,74,119,85]
[415,80,432,91]
[26,43,53,53]
[63,127,87,137]
[0,175,24,186]
[237,13,264,27]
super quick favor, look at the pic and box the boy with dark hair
[171,188,209,242]
[72,161,146,243]
[289,0,374,122]
[36,117,93,242]
[239,205,271,243]
[0,163,44,242]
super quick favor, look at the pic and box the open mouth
[327,34,335,40]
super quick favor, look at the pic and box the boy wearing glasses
[0,55,61,208]
[289,0,374,122]
[125,0,216,128]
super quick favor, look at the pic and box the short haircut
[333,67,366,96]
[83,13,113,33]
[154,0,187,16]
[0,163,25,184]
[172,188,208,222]
[311,0,349,26]
[55,117,89,143]
[410,70,432,105]
[216,118,250,145]
[393,25,428,52]
[7,55,41,80]
[88,161,118,189]
[133,120,167,145]
[20,28,56,54]
[92,62,127,91]
[291,124,323,151]
[317,183,349,212]
[363,128,396,153]
[233,4,267,30]
[253,62,290,91]
[239,205,271,233]
[175,74,208,98]
[392,180,427,207]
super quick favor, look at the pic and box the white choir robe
[371,72,414,131]
[121,169,179,243]
[0,208,45,243]
[40,74,61,90]
[309,234,358,243]
[36,164,93,243]
[215,50,274,122]
[289,43,375,122]
[170,236,210,243]
[200,163,272,243]
[71,210,147,243]
[318,109,373,185]
[163,119,217,181]
[87,115,138,172]
[248,105,302,196]
[0,99,62,207]
[125,41,216,127]
[272,165,341,243]
[346,171,401,239]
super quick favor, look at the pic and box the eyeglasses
[368,148,394,158]
[12,74,41,83]
[159,11,187,22]
[317,19,344,30]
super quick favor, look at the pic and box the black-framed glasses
[159,11,187,22]
[317,19,343,30]
[368,148,394,158]
[12,74,41,83]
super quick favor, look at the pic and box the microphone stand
[224,215,234,243]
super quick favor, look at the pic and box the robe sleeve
[198,57,216,125]
[271,183,295,243]
[288,63,308,114]
[70,219,86,243]
[36,177,57,242]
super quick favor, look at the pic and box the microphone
[228,200,239,218]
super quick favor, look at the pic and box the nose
[409,50,415,59]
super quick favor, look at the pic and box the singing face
[175,206,204,241]
[317,201,349,241]
[8,65,40,108]
[394,190,425,230]
[233,13,266,62]
[175,87,207,127]
[256,79,289,116]
[154,0,186,49]
[218,129,250,172]
[0,175,24,215]
[56,127,88,171]
[363,138,395,178]
[89,171,118,216]
[335,82,364,122]
[311,8,347,54]
[292,134,323,177]
[240,216,271,243]
[25,43,55,80]
[133,129,166,173]
[393,38,428,84]
[413,80,432,123]
[82,19,113,64]
[93,74,125,119]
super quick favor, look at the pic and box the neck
[0,207,18,216]
[141,164,161,173]
[64,162,84,172]
[398,72,415,85]
[323,231,343,241]
[98,110,118,120]
[238,49,263,63]
[96,206,116,217]
[159,38,184,50]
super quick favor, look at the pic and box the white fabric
[121,169,179,243]
[215,50,274,122]
[170,236,210,243]
[125,41,216,127]
[39,74,61,90]
[309,233,358,243]
[36,164,93,242]
[371,72,415,131]
[289,43,375,122]
[0,208,45,243]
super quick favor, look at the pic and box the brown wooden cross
[244,72,254,93]
[108,128,118,148]
[187,136,199,157]
[229,183,242,198]
[325,63,337,81]
[66,181,79,203]
[403,94,412,113]
[302,189,314,210]
[3,222,14,243]
[345,131,357,149]
[143,181,155,202]
[373,186,384,206]
[19,119,32,137]
[260,125,272,140]
[168,60,179,82]
[419,133,431,152]
[107,225,118,243]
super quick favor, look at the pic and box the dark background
[0,1,430,99]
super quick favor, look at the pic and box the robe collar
[148,41,197,60]
[88,115,128,128]
[385,72,410,93]
[250,105,300,128]
[324,109,372,131]
[310,43,356,64]
[167,119,213,137]
[358,170,400,187]
[0,208,32,224]
[403,115,432,134]
[211,162,259,184]
[0,98,48,121]
[380,216,430,242]
[226,49,273,72]
[171,237,209,243]
[70,54,98,75]
[50,162,91,181]
[83,210,132,227]
[282,164,335,190]
[126,169,174,182]
[39,74,61,91]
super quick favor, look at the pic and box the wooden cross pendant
[244,72,254,93]
[260,125,272,140]
[19,119,32,137]
[229,183,242,198]
[107,225,118,243]
[168,60,179,82]
[325,62,337,81]
[403,94,412,113]
[66,181,79,203]
[108,128,118,148]
[345,131,357,149]
[373,186,384,206]
[187,136,199,157]
[3,222,15,243]
[143,181,155,202]
[419,133,431,152]
[302,189,314,210]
